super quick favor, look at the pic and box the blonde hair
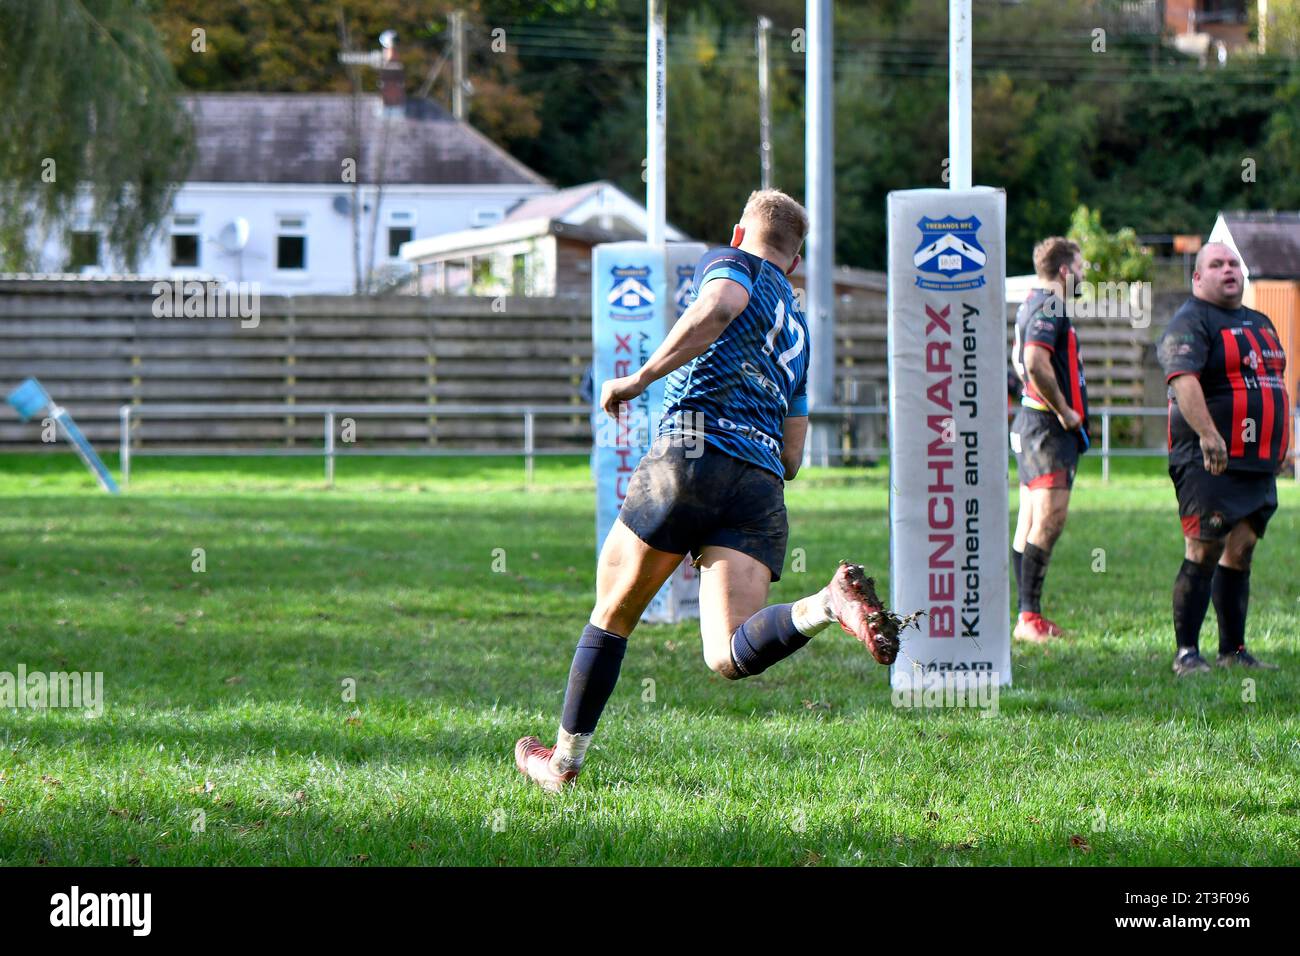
[1033,236,1081,282]
[741,189,809,258]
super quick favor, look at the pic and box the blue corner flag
[5,377,120,494]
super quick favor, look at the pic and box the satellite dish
[217,217,250,254]
[332,195,351,216]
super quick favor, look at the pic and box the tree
[1258,0,1300,56]
[1261,67,1300,209]
[575,10,805,245]
[0,0,193,271]
[143,0,1300,273]
[153,1,546,159]
[663,15,804,242]
[1068,204,1153,286]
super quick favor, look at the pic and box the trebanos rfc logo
[608,265,656,320]
[913,215,987,291]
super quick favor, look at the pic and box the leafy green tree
[1068,204,1153,285]
[1257,0,1300,56]
[1083,61,1279,239]
[155,1,546,148]
[0,0,193,270]
[664,16,806,241]
[143,0,1300,274]
[1261,67,1300,208]
[576,10,805,244]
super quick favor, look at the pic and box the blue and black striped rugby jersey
[658,246,810,478]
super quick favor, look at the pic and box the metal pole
[646,0,666,247]
[325,411,336,487]
[524,410,536,488]
[805,0,835,466]
[451,11,466,121]
[119,405,131,489]
[949,0,972,190]
[1101,410,1110,484]
[757,16,773,190]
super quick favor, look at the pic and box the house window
[388,226,413,258]
[69,231,101,270]
[277,216,307,270]
[171,215,200,267]
[386,209,415,259]
[512,253,528,295]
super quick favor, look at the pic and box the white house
[400,180,686,296]
[35,91,553,294]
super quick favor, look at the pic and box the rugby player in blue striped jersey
[515,190,898,792]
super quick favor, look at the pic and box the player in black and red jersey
[1008,237,1089,643]
[1157,242,1290,676]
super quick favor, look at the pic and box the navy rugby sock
[1012,547,1024,600]
[559,623,628,736]
[1172,559,1215,652]
[1211,565,1250,656]
[729,603,811,677]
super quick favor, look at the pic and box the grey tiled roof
[1221,211,1300,279]
[183,93,548,187]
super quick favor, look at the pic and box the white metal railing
[1092,407,1300,485]
[118,403,585,488]
[116,403,1300,488]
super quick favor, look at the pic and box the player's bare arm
[1023,344,1082,431]
[598,278,750,418]
[1169,373,1227,475]
[780,415,808,480]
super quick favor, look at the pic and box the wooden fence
[0,281,1155,452]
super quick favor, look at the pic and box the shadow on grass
[2,775,1292,866]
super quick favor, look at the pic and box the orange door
[1246,280,1299,421]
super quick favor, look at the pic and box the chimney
[378,30,404,113]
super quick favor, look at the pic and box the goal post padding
[592,240,705,623]
[886,188,1010,690]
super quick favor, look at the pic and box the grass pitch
[0,452,1296,866]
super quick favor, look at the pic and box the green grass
[0,452,1297,866]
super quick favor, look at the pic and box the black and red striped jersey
[1011,288,1089,425]
[1158,297,1291,473]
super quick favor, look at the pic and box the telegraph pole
[451,10,467,121]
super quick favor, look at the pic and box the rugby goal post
[589,1,701,624]
[885,0,1011,690]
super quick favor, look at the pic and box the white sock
[551,728,592,774]
[791,588,835,637]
